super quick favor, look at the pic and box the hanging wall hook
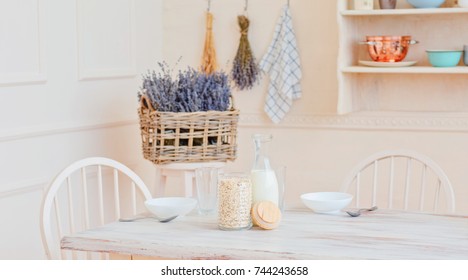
[287,0,290,7]
[244,0,248,12]
[207,0,211,12]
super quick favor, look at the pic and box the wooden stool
[155,162,226,197]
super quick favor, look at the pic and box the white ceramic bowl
[144,197,197,220]
[300,192,353,214]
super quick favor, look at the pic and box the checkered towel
[259,4,302,124]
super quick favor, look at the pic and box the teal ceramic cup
[426,50,463,67]
[407,0,445,8]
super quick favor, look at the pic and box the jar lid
[251,201,281,230]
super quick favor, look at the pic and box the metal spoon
[158,215,178,223]
[119,215,178,223]
[346,206,378,217]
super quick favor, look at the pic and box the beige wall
[163,0,468,214]
[162,0,339,114]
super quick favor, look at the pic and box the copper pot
[361,36,419,62]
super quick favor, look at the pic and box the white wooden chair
[340,150,455,214]
[40,157,152,259]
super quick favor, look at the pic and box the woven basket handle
[229,95,235,111]
[140,93,155,111]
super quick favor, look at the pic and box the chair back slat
[66,177,75,234]
[434,179,441,212]
[340,150,455,214]
[65,176,78,259]
[131,182,137,215]
[41,157,153,259]
[355,172,361,207]
[97,165,105,225]
[372,160,378,206]
[81,167,90,229]
[113,169,121,218]
[419,165,427,212]
[53,197,65,259]
[388,156,395,209]
[404,158,412,210]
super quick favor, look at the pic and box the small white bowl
[300,192,353,214]
[144,197,197,220]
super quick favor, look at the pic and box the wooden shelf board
[347,110,468,118]
[341,66,468,74]
[341,7,468,16]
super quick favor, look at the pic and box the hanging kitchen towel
[259,4,302,124]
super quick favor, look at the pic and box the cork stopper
[251,201,281,230]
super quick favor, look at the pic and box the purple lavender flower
[140,63,232,112]
[231,15,261,91]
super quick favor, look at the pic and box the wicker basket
[138,94,239,164]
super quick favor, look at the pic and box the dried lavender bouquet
[139,62,231,113]
[231,15,260,91]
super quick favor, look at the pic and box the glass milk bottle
[251,134,279,206]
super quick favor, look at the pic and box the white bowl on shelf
[300,192,353,214]
[144,197,197,220]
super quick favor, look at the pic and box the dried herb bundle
[231,15,260,91]
[140,63,231,113]
[201,12,218,75]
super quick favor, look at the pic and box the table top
[61,210,468,260]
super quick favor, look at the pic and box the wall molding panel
[0,160,139,199]
[0,0,47,86]
[76,0,136,80]
[0,177,48,199]
[3,112,467,144]
[239,113,468,132]
[0,118,138,143]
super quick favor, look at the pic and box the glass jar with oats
[218,173,252,230]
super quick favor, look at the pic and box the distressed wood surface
[61,210,468,260]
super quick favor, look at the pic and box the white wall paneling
[0,118,137,143]
[239,112,468,132]
[76,0,136,80]
[0,177,47,199]
[0,189,46,259]
[0,178,47,259]
[0,161,138,199]
[5,112,468,146]
[0,0,163,259]
[0,161,139,260]
[0,0,46,86]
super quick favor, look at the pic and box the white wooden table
[61,210,468,259]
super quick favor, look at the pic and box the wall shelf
[337,0,468,114]
[341,66,468,74]
[341,7,468,16]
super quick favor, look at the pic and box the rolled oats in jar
[218,173,252,230]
